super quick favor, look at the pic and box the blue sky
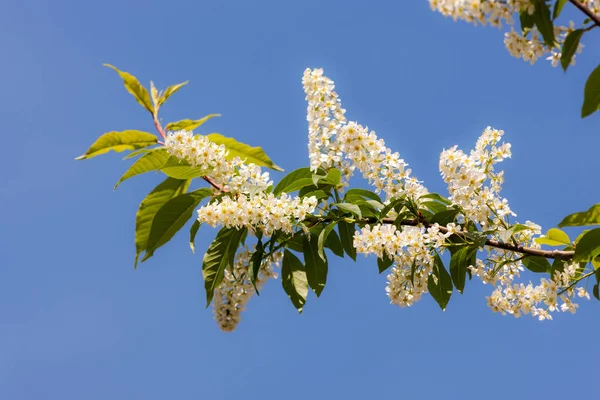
[2,0,599,398]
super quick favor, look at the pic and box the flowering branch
[569,0,600,27]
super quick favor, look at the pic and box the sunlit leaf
[558,203,600,227]
[76,130,157,160]
[115,148,171,189]
[282,250,308,312]
[165,114,220,131]
[207,133,283,171]
[104,64,153,113]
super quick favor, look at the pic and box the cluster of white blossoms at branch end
[214,247,282,331]
[303,68,428,202]
[429,0,586,67]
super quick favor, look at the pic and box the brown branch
[569,0,600,27]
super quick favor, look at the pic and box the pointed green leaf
[76,130,157,160]
[160,165,205,180]
[135,178,189,267]
[558,204,600,227]
[428,253,453,310]
[203,227,246,306]
[206,133,283,171]
[449,246,477,293]
[522,256,551,273]
[535,228,571,247]
[574,228,600,262]
[582,64,600,118]
[317,222,338,261]
[344,188,382,203]
[158,81,189,107]
[123,148,154,160]
[189,220,201,253]
[561,29,584,71]
[249,233,265,292]
[324,230,344,258]
[532,0,555,47]
[273,167,313,196]
[143,188,213,261]
[165,114,220,131]
[553,0,568,19]
[593,283,599,301]
[335,203,362,219]
[104,64,153,113]
[282,250,308,312]
[115,148,171,189]
[377,253,394,274]
[430,209,459,226]
[302,236,327,297]
[280,178,315,194]
[380,197,406,220]
[419,193,452,205]
[338,221,356,261]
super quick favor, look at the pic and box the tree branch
[569,0,600,27]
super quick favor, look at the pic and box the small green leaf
[561,29,584,71]
[344,188,382,203]
[338,221,356,261]
[535,228,571,247]
[249,235,264,292]
[143,188,213,261]
[558,204,600,227]
[419,193,451,205]
[377,253,394,274]
[582,64,600,118]
[189,220,201,253]
[76,130,157,160]
[430,209,459,226]
[593,283,599,300]
[115,148,171,189]
[335,203,362,219]
[380,197,406,220]
[317,222,338,261]
[428,253,453,311]
[158,81,189,107]
[203,227,246,306]
[553,0,568,19]
[573,228,600,262]
[165,114,220,131]
[303,235,327,297]
[273,167,313,196]
[104,64,154,113]
[324,230,344,258]
[280,178,315,194]
[522,256,551,273]
[520,10,535,32]
[449,246,477,293]
[532,0,555,47]
[282,250,309,312]
[134,178,189,267]
[207,133,283,171]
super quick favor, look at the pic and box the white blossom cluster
[197,193,318,236]
[213,247,282,331]
[429,0,586,67]
[303,68,428,202]
[354,223,450,307]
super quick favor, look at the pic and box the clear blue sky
[2,1,599,398]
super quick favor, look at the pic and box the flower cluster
[429,0,586,67]
[213,247,282,331]
[197,192,318,236]
[303,69,428,202]
[354,223,449,307]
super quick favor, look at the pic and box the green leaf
[160,165,205,180]
[430,209,459,226]
[76,130,157,160]
[273,167,313,196]
[335,203,362,219]
[561,29,584,71]
[302,189,329,201]
[377,253,394,274]
[449,246,477,293]
[203,227,246,306]
[532,0,555,47]
[535,228,571,247]
[123,148,154,160]
[104,64,153,113]
[344,188,382,203]
[520,10,535,33]
[134,178,189,267]
[114,148,171,189]
[380,197,406,220]
[164,114,220,131]
[280,178,315,194]
[428,253,453,311]
[158,81,189,107]
[143,188,213,261]
[206,133,283,171]
[249,235,264,292]
[573,228,600,262]
[582,64,600,118]
[317,222,338,261]
[421,201,450,215]
[302,236,327,297]
[282,250,309,312]
[419,193,451,205]
[553,0,568,19]
[324,230,344,258]
[593,283,599,301]
[189,220,201,253]
[558,204,600,227]
[338,221,356,261]
[522,256,551,273]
